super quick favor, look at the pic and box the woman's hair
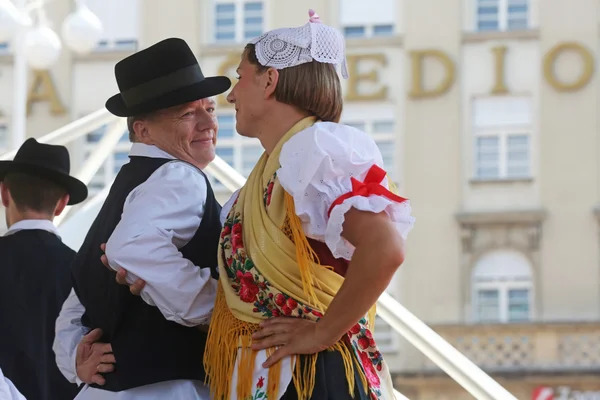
[243,44,343,122]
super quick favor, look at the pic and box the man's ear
[133,120,153,144]
[53,193,70,217]
[0,182,9,208]
[264,67,280,99]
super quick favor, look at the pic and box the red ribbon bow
[327,164,408,217]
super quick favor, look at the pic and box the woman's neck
[258,107,312,155]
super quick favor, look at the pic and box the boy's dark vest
[0,229,80,400]
[71,156,221,391]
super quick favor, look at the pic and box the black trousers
[281,350,370,400]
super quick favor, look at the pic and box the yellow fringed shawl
[204,117,376,399]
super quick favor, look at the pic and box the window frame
[471,96,533,181]
[473,280,533,323]
[474,0,530,32]
[342,24,395,39]
[471,250,534,324]
[212,0,265,43]
[473,126,531,180]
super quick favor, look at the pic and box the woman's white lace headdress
[248,9,349,79]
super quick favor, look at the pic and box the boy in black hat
[0,138,87,400]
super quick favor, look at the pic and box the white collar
[129,143,177,160]
[4,219,61,238]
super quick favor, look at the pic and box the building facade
[0,0,599,398]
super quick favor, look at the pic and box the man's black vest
[71,156,221,391]
[0,230,81,400]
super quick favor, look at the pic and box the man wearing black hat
[53,38,231,399]
[0,138,87,400]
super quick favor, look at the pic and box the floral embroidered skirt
[280,348,370,400]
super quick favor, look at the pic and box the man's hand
[100,243,146,295]
[76,328,116,385]
[250,317,335,368]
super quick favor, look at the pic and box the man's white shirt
[53,143,218,400]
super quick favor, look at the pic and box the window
[215,3,236,41]
[476,0,529,32]
[214,1,264,43]
[472,97,532,180]
[86,0,139,51]
[342,24,394,38]
[373,25,394,36]
[340,0,396,38]
[343,26,366,38]
[342,119,397,181]
[472,250,533,323]
[84,123,131,195]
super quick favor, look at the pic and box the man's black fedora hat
[0,138,88,205]
[105,38,232,117]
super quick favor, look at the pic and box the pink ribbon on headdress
[308,9,321,23]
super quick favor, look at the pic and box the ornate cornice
[455,209,546,253]
[455,209,546,226]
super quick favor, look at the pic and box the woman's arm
[256,209,404,366]
[314,208,404,344]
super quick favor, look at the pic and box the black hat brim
[105,76,232,117]
[0,162,88,206]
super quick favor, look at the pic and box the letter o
[543,42,594,92]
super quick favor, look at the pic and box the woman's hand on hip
[251,317,337,368]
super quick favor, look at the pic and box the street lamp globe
[23,25,62,70]
[0,0,31,42]
[61,3,102,54]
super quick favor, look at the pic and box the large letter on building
[543,42,594,92]
[491,46,509,95]
[216,53,240,107]
[26,70,67,116]
[345,54,388,101]
[409,50,455,99]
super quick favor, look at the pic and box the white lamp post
[0,0,103,150]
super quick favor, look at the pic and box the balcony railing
[0,108,522,400]
[407,321,600,374]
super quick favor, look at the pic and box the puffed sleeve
[278,122,415,260]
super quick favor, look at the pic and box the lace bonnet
[247,9,349,79]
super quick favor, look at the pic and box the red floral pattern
[263,173,276,207]
[250,375,266,399]
[220,198,323,320]
[347,318,384,398]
